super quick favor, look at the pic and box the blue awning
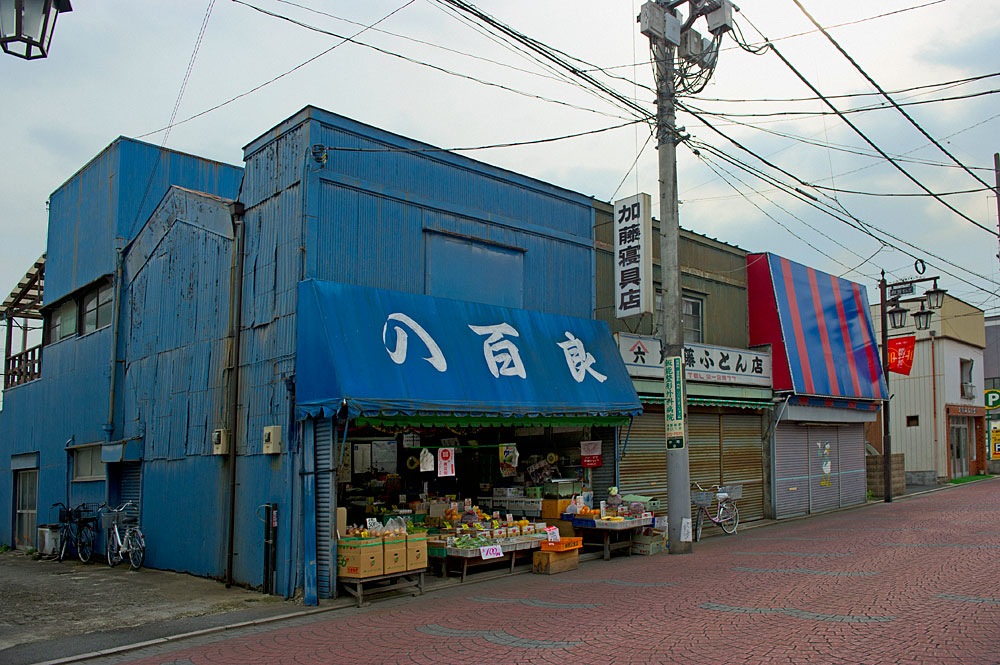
[296,280,642,423]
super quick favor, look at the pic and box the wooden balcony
[4,344,41,389]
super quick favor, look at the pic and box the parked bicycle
[691,482,741,542]
[51,502,96,563]
[100,501,145,570]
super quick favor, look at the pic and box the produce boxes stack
[406,532,428,570]
[337,537,384,578]
[631,528,667,555]
[383,533,408,574]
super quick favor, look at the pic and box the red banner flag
[887,336,916,375]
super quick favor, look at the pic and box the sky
[2,0,999,358]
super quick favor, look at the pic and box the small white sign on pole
[680,517,692,543]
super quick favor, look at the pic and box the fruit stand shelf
[338,569,426,608]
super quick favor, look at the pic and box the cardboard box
[550,519,576,537]
[337,537,383,578]
[532,549,579,575]
[631,530,666,555]
[335,507,347,539]
[406,533,427,570]
[383,536,407,574]
[542,499,572,519]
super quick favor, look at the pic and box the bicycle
[100,501,146,570]
[691,483,741,542]
[50,502,96,563]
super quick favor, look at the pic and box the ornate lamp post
[878,270,946,502]
[0,0,71,60]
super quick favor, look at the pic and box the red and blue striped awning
[747,253,887,400]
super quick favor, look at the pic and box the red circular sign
[440,448,452,460]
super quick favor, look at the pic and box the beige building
[869,293,987,483]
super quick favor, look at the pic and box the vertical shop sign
[887,336,916,375]
[664,356,685,449]
[438,448,455,477]
[613,192,653,319]
[581,440,603,467]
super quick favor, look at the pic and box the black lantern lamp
[0,0,71,60]
[923,280,946,310]
[887,298,908,329]
[912,301,933,331]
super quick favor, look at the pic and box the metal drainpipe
[225,202,246,587]
[105,246,124,440]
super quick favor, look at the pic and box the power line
[790,0,995,193]
[738,13,998,239]
[138,0,420,139]
[610,127,655,200]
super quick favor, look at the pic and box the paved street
[47,479,1000,665]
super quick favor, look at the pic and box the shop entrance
[14,468,37,550]
[949,417,971,478]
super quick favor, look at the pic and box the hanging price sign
[479,545,504,560]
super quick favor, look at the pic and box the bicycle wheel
[694,510,704,542]
[107,530,120,567]
[127,530,145,570]
[57,525,71,562]
[77,523,95,563]
[719,502,739,534]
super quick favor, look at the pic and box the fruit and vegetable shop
[295,281,664,603]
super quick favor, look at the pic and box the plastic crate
[541,537,583,552]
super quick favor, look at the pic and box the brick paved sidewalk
[55,479,1000,665]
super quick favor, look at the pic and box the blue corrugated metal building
[1,107,639,601]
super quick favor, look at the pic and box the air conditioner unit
[263,426,283,455]
[212,429,230,456]
[961,382,976,399]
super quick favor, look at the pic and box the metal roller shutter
[688,412,721,490]
[618,407,668,506]
[721,413,765,522]
[590,426,616,504]
[119,463,142,510]
[774,424,809,518]
[837,424,867,507]
[808,426,840,512]
[314,418,334,599]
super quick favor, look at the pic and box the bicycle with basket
[100,501,146,570]
[50,502,97,563]
[691,482,741,542]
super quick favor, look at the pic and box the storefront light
[912,301,933,331]
[887,299,908,329]
[923,280,946,310]
[0,0,71,60]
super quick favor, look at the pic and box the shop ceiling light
[0,0,71,60]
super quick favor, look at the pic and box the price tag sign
[479,545,504,559]
[451,502,458,512]
[492,511,500,519]
[464,498,472,510]
[505,513,514,523]
[365,518,380,530]
[545,526,561,542]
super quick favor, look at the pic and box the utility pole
[994,153,999,263]
[641,0,731,554]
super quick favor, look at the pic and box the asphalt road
[26,477,998,665]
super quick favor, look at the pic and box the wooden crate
[532,549,579,575]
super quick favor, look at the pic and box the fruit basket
[540,537,583,552]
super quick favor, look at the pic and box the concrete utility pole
[994,153,999,263]
[641,0,732,554]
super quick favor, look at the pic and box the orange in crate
[541,537,583,552]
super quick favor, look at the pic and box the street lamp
[0,0,71,60]
[877,269,947,503]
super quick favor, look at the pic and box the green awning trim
[355,414,631,429]
[640,395,772,410]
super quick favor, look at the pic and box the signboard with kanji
[682,342,771,387]
[613,193,653,319]
[616,332,662,378]
[664,356,685,449]
[887,336,916,375]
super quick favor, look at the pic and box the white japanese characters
[382,314,608,384]
[468,323,527,379]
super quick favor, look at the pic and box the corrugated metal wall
[721,414,765,522]
[774,424,810,518]
[839,424,867,507]
[314,418,334,598]
[808,426,840,512]
[618,407,668,505]
[774,422,866,518]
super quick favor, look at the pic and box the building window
[72,446,105,481]
[81,282,113,334]
[682,296,703,343]
[906,415,919,427]
[50,300,77,342]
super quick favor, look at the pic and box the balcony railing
[4,344,41,389]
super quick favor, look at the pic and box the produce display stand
[338,569,426,608]
[432,539,542,583]
[567,516,654,561]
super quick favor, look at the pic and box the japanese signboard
[683,342,771,387]
[580,440,603,468]
[887,336,916,375]
[991,425,1000,460]
[437,448,455,477]
[616,332,662,378]
[664,356,685,449]
[985,389,1000,410]
[613,193,653,319]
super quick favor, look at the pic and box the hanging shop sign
[615,332,662,379]
[499,444,519,477]
[613,193,654,319]
[887,336,916,375]
[581,440,603,467]
[664,356,685,449]
[683,342,771,387]
[438,448,455,477]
